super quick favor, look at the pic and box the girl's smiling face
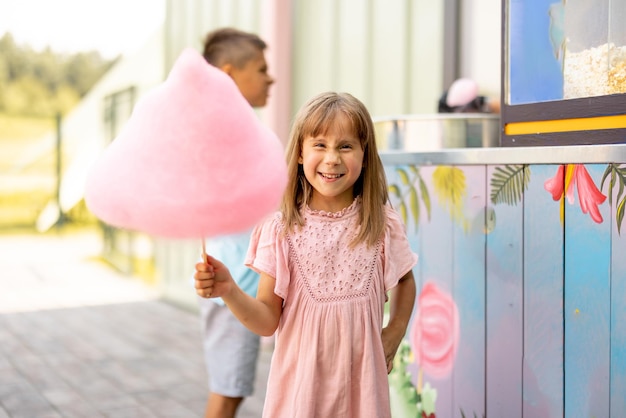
[298,114,364,213]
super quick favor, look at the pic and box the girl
[194,91,417,417]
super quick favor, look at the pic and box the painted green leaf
[388,165,432,231]
[611,176,626,206]
[389,340,419,417]
[490,164,529,206]
[617,195,625,234]
[600,164,612,190]
[409,185,420,232]
[610,170,617,205]
[398,201,408,226]
[396,168,410,185]
[418,174,431,221]
[601,164,617,205]
[389,184,402,198]
[602,163,626,235]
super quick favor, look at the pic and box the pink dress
[246,199,418,418]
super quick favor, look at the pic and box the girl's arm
[194,256,283,336]
[223,271,283,336]
[382,270,416,373]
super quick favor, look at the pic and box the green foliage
[600,163,626,234]
[389,340,420,416]
[388,166,431,232]
[490,164,530,206]
[0,32,115,117]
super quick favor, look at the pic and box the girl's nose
[324,150,341,165]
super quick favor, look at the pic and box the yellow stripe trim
[505,114,626,135]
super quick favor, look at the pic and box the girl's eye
[341,144,353,150]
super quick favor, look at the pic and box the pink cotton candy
[84,48,287,238]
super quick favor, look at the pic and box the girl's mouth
[320,173,343,179]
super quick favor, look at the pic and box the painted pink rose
[410,281,460,378]
[544,164,607,223]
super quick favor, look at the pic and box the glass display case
[508,0,625,103]
[503,0,626,146]
[563,1,626,99]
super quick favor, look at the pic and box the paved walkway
[0,229,269,418]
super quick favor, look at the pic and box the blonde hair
[280,92,389,247]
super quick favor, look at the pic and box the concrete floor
[0,229,269,418]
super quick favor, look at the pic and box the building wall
[289,0,444,118]
[162,0,501,132]
[458,0,502,98]
[39,27,165,229]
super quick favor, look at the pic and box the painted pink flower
[544,165,566,201]
[410,281,459,378]
[544,164,607,223]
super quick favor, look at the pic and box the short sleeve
[383,205,418,290]
[245,213,291,300]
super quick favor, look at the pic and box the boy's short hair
[202,27,267,69]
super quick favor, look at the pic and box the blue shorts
[198,297,260,397]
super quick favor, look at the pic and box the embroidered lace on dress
[289,198,379,303]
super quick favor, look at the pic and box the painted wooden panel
[485,164,524,417]
[564,164,611,417]
[522,164,565,417]
[386,164,487,417]
[410,164,455,418]
[386,163,457,417]
[451,165,487,418]
[610,163,626,414]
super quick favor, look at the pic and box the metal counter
[374,115,626,165]
[380,143,626,166]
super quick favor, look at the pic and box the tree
[0,32,114,116]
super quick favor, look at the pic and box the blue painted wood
[385,160,626,417]
[452,165,487,418]
[486,164,524,417]
[451,166,491,417]
[564,163,611,417]
[610,171,626,415]
[523,164,564,417]
[415,165,455,418]
[385,165,421,418]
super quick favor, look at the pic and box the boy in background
[198,27,274,418]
